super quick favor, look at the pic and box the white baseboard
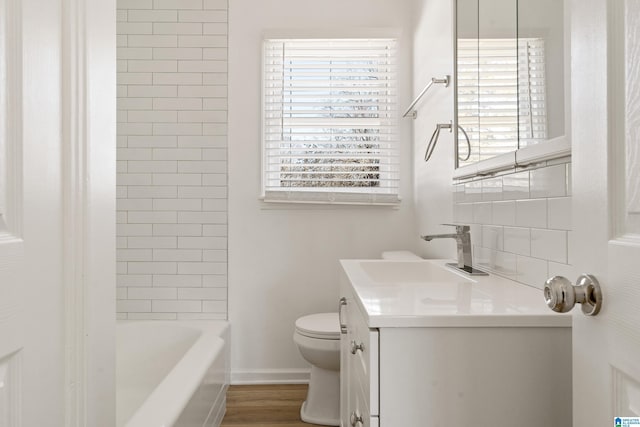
[230,369,310,385]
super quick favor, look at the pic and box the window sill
[260,190,402,209]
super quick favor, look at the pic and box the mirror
[455,0,566,168]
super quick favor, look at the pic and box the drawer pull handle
[350,411,363,426]
[339,297,347,334]
[350,340,365,354]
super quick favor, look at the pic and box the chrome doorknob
[543,274,603,316]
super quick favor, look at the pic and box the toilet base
[300,366,340,426]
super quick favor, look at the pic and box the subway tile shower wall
[453,161,572,289]
[116,0,228,320]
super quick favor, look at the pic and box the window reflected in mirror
[455,0,566,169]
[457,37,548,164]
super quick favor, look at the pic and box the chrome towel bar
[402,75,450,119]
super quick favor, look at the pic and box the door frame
[61,0,116,425]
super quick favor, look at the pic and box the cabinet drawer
[348,302,379,415]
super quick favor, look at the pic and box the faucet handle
[441,224,470,234]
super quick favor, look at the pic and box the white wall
[228,0,418,383]
[411,0,458,259]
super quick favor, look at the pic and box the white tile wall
[504,226,530,256]
[454,161,572,289]
[117,0,228,319]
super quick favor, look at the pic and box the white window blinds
[457,38,547,163]
[262,38,399,205]
[517,38,548,148]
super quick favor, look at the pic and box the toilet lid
[295,313,340,339]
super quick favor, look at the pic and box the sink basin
[359,260,474,284]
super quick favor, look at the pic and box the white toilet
[293,312,340,426]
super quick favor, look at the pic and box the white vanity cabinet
[339,259,573,427]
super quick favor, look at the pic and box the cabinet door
[340,286,380,425]
[347,300,379,416]
[339,280,358,427]
[339,286,354,427]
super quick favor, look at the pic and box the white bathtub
[116,321,230,427]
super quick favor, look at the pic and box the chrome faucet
[421,224,487,276]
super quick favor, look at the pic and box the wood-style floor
[220,384,326,427]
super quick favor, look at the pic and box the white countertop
[340,259,572,328]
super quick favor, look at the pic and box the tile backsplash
[454,160,572,289]
[116,0,228,320]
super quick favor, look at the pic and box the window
[457,38,547,162]
[262,38,399,205]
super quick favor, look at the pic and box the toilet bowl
[293,312,340,426]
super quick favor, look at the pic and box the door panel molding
[609,0,640,239]
[624,0,640,228]
[0,351,22,427]
[0,2,24,422]
[0,0,22,239]
[613,367,640,416]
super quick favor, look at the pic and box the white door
[0,0,115,425]
[571,0,640,425]
[0,0,65,425]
